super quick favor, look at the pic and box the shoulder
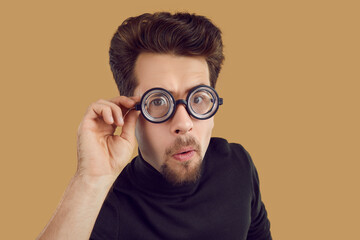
[208,137,247,154]
[202,138,257,199]
[207,137,253,168]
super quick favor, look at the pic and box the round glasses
[135,85,223,123]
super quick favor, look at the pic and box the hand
[76,96,140,180]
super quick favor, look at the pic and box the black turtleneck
[90,137,272,240]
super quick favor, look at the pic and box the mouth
[172,147,196,162]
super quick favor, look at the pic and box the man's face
[133,53,214,185]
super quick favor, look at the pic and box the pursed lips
[172,147,196,162]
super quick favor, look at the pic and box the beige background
[1,0,359,239]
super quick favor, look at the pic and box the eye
[192,91,212,105]
[193,95,203,104]
[150,98,166,106]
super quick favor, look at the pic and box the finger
[108,96,140,125]
[120,107,140,144]
[108,96,140,109]
[92,100,128,127]
[85,101,120,125]
[89,102,116,125]
[84,97,140,130]
[129,96,141,102]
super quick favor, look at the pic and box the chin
[160,155,203,186]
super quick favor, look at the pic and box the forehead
[133,53,210,96]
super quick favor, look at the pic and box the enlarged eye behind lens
[151,98,166,106]
[191,92,214,114]
[146,96,170,118]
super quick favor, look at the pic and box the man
[38,12,272,240]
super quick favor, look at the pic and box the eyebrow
[168,84,206,96]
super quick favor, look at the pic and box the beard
[160,136,203,186]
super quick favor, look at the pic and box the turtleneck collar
[127,150,204,198]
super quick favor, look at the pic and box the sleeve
[244,149,272,240]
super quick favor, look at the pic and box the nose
[170,104,193,135]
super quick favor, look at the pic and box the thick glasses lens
[187,86,220,120]
[141,88,174,123]
[189,90,214,115]
[145,93,170,118]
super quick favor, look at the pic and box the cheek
[135,117,153,153]
[194,118,214,156]
[135,117,170,158]
[200,118,214,138]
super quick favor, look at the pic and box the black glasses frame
[135,85,223,123]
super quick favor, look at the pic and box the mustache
[165,136,201,156]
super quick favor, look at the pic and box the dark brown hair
[109,12,224,96]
